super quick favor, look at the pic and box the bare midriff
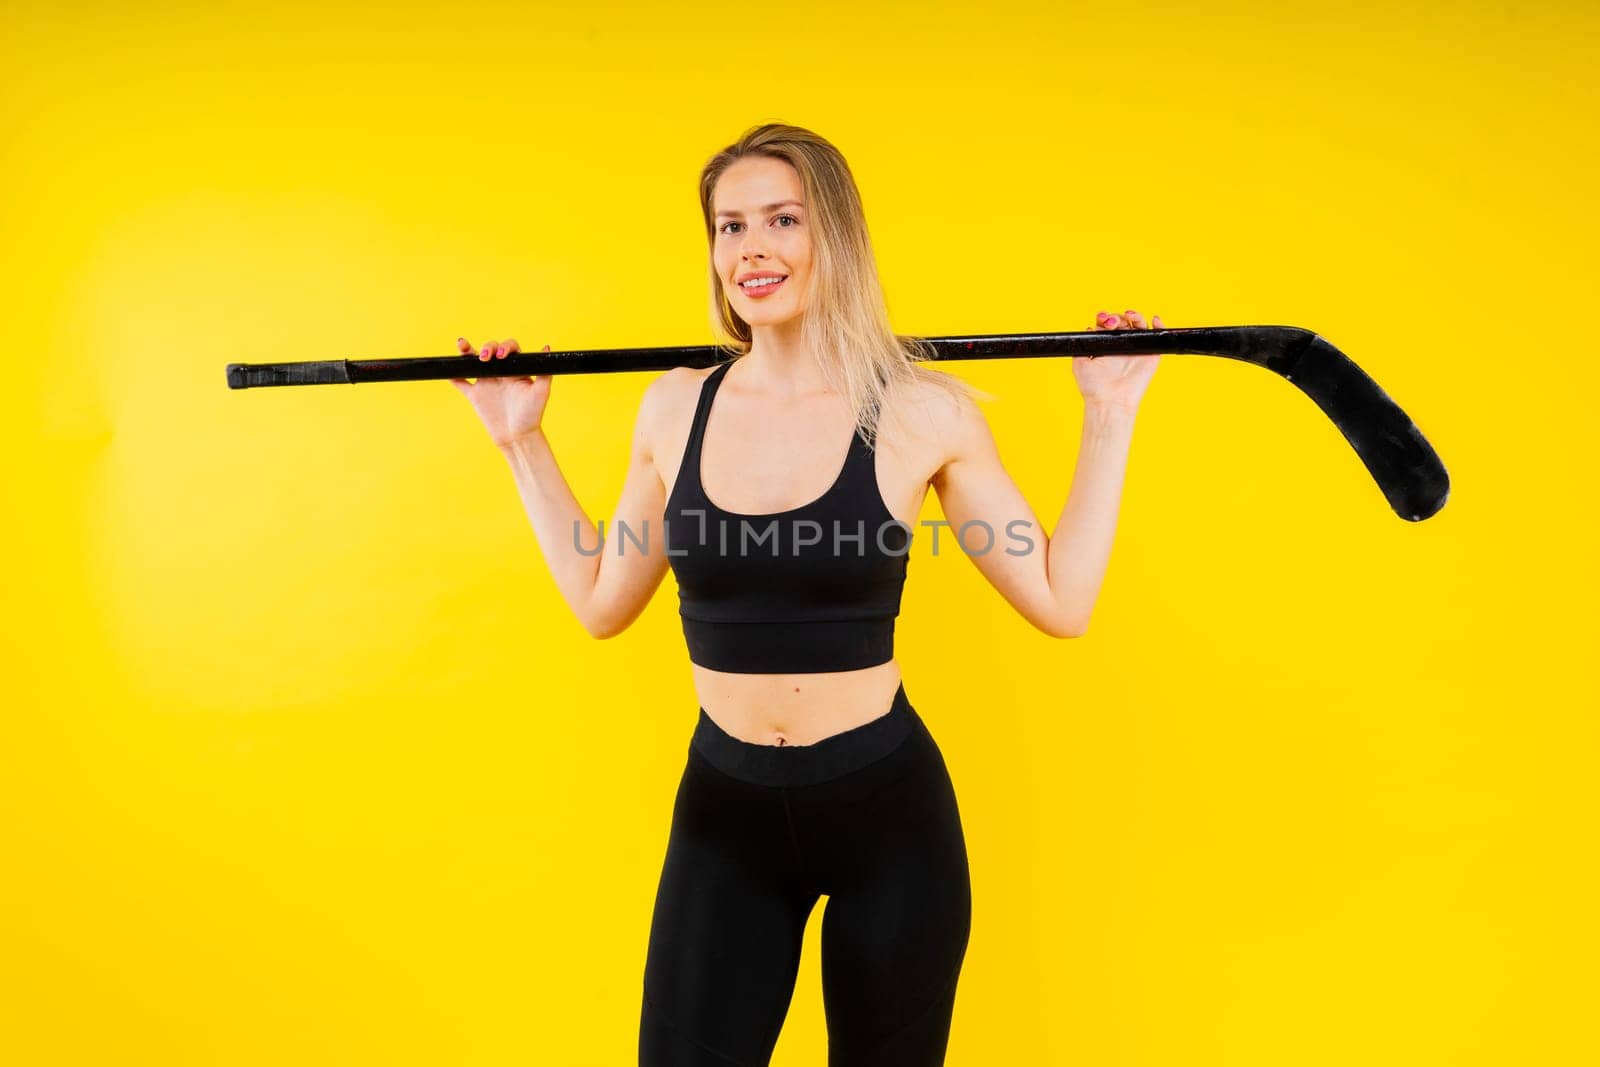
[692,658,904,747]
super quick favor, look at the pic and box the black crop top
[664,359,912,673]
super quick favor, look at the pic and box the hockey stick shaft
[227,326,1265,389]
[224,326,1449,522]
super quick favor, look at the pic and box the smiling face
[711,155,813,327]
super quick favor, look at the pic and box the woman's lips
[738,276,787,299]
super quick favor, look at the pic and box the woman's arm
[930,308,1160,637]
[931,397,1135,638]
[496,373,676,639]
[1045,401,1138,635]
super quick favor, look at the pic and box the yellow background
[3,1,1594,1063]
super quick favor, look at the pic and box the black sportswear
[640,682,972,1064]
[664,359,913,674]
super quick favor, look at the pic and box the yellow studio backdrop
[2,1,1593,1064]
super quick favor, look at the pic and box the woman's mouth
[737,275,788,298]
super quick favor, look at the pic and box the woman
[450,123,1161,1066]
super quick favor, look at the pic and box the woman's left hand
[1073,308,1164,415]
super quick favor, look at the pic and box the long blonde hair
[697,122,987,451]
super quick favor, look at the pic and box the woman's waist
[691,659,904,747]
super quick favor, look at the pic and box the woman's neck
[743,323,830,395]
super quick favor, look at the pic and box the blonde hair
[697,122,988,452]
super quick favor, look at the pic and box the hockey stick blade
[1266,328,1450,523]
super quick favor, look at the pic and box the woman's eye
[719,215,799,236]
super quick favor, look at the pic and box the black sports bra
[664,359,913,674]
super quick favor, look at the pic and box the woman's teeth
[740,276,786,290]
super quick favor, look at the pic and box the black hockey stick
[225,325,1449,522]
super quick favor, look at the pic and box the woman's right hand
[450,337,553,450]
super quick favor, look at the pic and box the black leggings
[639,682,972,1066]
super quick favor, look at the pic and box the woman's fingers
[1093,309,1164,331]
[455,335,548,366]
[458,336,496,362]
[477,338,521,359]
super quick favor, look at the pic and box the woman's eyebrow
[714,200,804,220]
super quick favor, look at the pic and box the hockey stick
[225,325,1449,522]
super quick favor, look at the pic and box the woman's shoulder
[878,365,993,478]
[649,363,720,422]
[634,363,720,468]
[641,362,715,409]
[884,365,984,434]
